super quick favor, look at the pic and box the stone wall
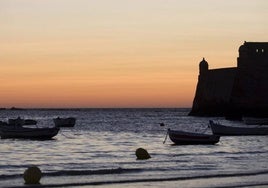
[189,68,236,116]
[231,42,268,116]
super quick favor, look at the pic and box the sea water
[0,108,267,188]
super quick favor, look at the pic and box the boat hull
[53,117,76,127]
[168,129,220,145]
[209,121,268,136]
[243,117,268,125]
[0,125,60,140]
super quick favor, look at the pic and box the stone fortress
[189,42,268,117]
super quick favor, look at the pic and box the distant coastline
[0,107,191,111]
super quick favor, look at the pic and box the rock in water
[23,166,42,184]
[135,148,151,160]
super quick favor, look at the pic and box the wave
[2,165,268,179]
[0,167,143,180]
[4,169,268,188]
[44,167,142,176]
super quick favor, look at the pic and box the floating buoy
[160,123,165,127]
[135,148,151,160]
[23,166,42,184]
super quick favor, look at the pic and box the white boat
[209,120,268,136]
[53,117,76,127]
[168,129,220,145]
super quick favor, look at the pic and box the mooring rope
[59,129,76,139]
[163,129,169,144]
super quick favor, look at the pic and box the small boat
[8,117,37,126]
[8,117,25,126]
[209,120,268,136]
[243,117,268,125]
[53,117,76,127]
[0,121,8,126]
[24,119,37,125]
[167,129,220,145]
[0,124,60,140]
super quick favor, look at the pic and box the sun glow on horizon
[0,0,267,108]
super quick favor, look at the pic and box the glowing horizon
[1,0,268,108]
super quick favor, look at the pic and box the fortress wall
[189,42,268,117]
[189,68,236,116]
[202,68,236,102]
[231,42,268,116]
[231,63,268,115]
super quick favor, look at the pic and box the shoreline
[2,171,268,188]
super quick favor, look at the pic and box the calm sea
[0,108,267,188]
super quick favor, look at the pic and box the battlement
[239,42,268,57]
[238,42,268,68]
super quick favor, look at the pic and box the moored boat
[0,124,60,140]
[24,119,37,125]
[8,117,25,126]
[209,120,268,136]
[8,117,37,126]
[168,129,220,145]
[243,117,268,125]
[53,117,76,127]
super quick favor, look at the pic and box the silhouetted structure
[189,42,268,117]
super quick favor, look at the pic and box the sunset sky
[0,0,267,108]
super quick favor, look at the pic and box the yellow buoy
[23,166,42,184]
[135,148,151,160]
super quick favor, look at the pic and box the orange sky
[0,0,268,108]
